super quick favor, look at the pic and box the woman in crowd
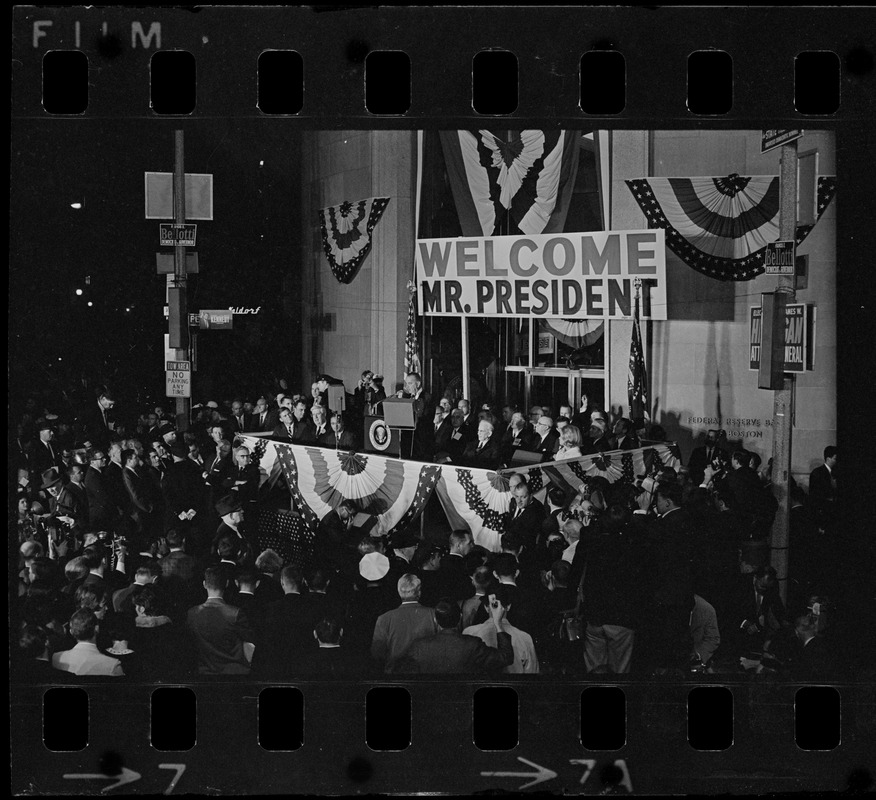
[554,424,584,460]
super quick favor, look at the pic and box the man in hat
[157,422,177,449]
[214,494,254,567]
[386,527,421,582]
[29,419,62,480]
[40,466,86,544]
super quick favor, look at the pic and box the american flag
[628,290,650,425]
[404,284,421,376]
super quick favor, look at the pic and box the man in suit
[84,449,119,531]
[161,442,208,542]
[159,529,203,615]
[213,494,254,567]
[431,405,453,459]
[252,565,319,678]
[311,499,358,572]
[290,399,316,444]
[296,616,361,678]
[612,417,641,451]
[41,467,87,540]
[252,396,272,432]
[52,609,125,677]
[29,419,62,480]
[457,399,478,441]
[687,429,727,487]
[186,566,255,676]
[500,412,530,465]
[371,573,439,672]
[460,420,502,469]
[438,530,476,602]
[584,418,612,454]
[394,596,514,674]
[121,448,160,545]
[463,583,539,674]
[205,439,234,514]
[271,407,296,440]
[808,445,837,532]
[386,527,420,583]
[319,412,357,449]
[229,399,248,435]
[310,404,330,442]
[435,409,473,464]
[76,386,116,452]
[221,446,260,512]
[528,415,560,461]
[396,372,431,459]
[505,482,545,551]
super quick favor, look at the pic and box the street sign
[145,172,214,220]
[189,313,200,327]
[761,129,803,153]
[160,223,197,247]
[749,304,812,373]
[198,309,233,330]
[156,252,199,273]
[166,360,192,397]
[763,240,796,275]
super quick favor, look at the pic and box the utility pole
[769,140,798,603]
[169,130,191,431]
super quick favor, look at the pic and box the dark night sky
[10,117,303,403]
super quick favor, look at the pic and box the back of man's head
[547,486,567,509]
[165,529,184,549]
[657,481,683,508]
[489,583,514,609]
[550,559,571,587]
[280,565,303,592]
[397,573,422,601]
[472,565,494,592]
[492,553,519,580]
[69,609,99,642]
[449,529,472,551]
[434,598,461,630]
[307,568,330,592]
[732,449,752,469]
[255,548,283,574]
[203,566,227,593]
[824,445,837,461]
[216,535,239,560]
[236,570,259,592]
[500,532,523,554]
[315,616,342,645]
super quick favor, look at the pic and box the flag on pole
[628,284,649,425]
[404,281,421,376]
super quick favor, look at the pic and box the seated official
[461,421,501,469]
[318,412,357,450]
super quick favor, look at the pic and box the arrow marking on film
[158,763,186,794]
[63,767,141,793]
[481,756,558,790]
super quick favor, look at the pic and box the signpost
[159,223,197,247]
[166,360,191,398]
[763,240,796,275]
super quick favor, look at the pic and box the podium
[363,415,402,456]
[381,397,418,429]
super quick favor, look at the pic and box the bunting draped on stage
[499,443,682,498]
[242,436,682,552]
[317,196,390,284]
[440,129,580,237]
[625,174,836,281]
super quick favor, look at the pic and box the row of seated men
[14,472,845,682]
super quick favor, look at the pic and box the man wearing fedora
[386,528,421,582]
[40,466,86,544]
[29,419,62,482]
[213,494,254,567]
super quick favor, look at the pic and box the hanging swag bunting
[318,196,390,284]
[439,129,580,237]
[625,175,836,281]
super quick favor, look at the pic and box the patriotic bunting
[244,438,681,553]
[500,443,682,497]
[625,174,836,281]
[318,196,390,284]
[440,129,580,237]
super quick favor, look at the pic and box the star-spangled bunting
[246,440,680,555]
[318,196,391,284]
[625,175,836,281]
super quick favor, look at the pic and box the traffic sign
[761,129,803,153]
[166,360,192,398]
[763,240,796,275]
[159,223,197,247]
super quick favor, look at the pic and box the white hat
[359,552,390,581]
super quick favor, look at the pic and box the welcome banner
[415,230,667,320]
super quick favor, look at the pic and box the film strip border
[11,680,876,794]
[12,7,875,121]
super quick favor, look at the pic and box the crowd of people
[12,373,849,683]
